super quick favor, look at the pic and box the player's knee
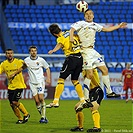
[12,101,18,106]
[90,101,99,111]
[101,67,108,75]
[57,78,65,84]
[35,101,41,106]
[86,72,93,79]
[71,80,79,86]
[74,102,80,112]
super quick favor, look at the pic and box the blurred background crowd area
[0,0,133,72]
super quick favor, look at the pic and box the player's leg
[131,89,133,103]
[10,89,30,123]
[125,90,128,103]
[8,90,23,124]
[71,53,86,102]
[81,49,97,100]
[70,102,84,132]
[87,87,103,132]
[83,69,100,100]
[72,80,85,102]
[47,55,82,108]
[46,78,64,108]
[83,69,93,98]
[87,101,101,133]
[123,84,128,102]
[76,69,100,111]
[52,78,65,105]
[38,82,48,123]
[16,102,30,123]
[38,94,48,123]
[30,82,43,113]
[98,65,120,98]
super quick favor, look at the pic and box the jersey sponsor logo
[84,61,88,65]
[36,62,39,65]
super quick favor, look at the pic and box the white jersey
[24,56,49,84]
[71,21,103,48]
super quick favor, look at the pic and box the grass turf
[0,99,132,133]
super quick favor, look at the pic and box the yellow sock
[53,79,64,104]
[17,102,28,116]
[92,110,100,128]
[76,111,84,128]
[12,106,23,120]
[74,81,85,102]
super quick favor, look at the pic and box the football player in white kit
[10,46,51,123]
[24,46,51,123]
[70,9,127,99]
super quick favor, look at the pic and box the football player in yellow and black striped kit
[46,24,92,108]
[70,69,104,132]
[0,49,30,124]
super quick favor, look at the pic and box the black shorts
[59,52,83,80]
[8,89,23,104]
[89,86,104,105]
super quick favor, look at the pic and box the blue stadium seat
[19,40,26,45]
[39,41,45,45]
[26,40,32,46]
[23,30,30,37]
[29,9,35,13]
[37,36,44,41]
[33,41,38,45]
[41,9,47,14]
[14,40,19,45]
[25,36,31,41]
[35,9,41,13]
[31,36,37,41]
[53,9,59,14]
[25,18,31,22]
[5,13,11,18]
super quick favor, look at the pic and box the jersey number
[37,87,42,92]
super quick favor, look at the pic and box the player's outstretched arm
[48,43,62,54]
[102,22,127,32]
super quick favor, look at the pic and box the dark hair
[29,45,37,52]
[48,24,61,37]
[5,49,13,54]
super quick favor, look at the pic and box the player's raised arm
[70,27,76,43]
[102,22,127,32]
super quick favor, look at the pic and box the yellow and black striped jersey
[57,31,80,56]
[0,58,26,90]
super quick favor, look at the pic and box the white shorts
[29,81,45,96]
[81,48,105,70]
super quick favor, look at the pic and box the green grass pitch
[0,99,132,133]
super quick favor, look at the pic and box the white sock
[102,75,112,94]
[41,102,46,118]
[83,78,91,99]
[36,104,41,114]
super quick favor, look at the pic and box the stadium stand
[2,2,133,72]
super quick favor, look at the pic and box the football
[76,0,88,12]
